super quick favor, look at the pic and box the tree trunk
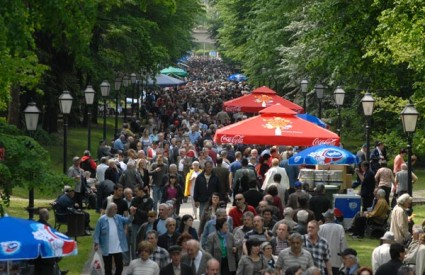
[7,85,21,128]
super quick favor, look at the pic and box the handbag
[90,251,104,275]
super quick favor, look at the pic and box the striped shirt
[275,248,314,272]
[126,258,159,275]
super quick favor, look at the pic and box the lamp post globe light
[114,77,122,139]
[100,80,111,141]
[84,85,95,151]
[130,73,137,117]
[400,101,419,196]
[122,74,130,123]
[23,102,41,220]
[361,92,375,162]
[314,83,325,119]
[300,79,309,113]
[334,86,345,137]
[59,91,73,174]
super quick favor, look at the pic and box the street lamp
[114,77,122,139]
[84,85,95,151]
[400,100,419,196]
[361,93,375,162]
[100,80,111,141]
[122,74,130,122]
[139,69,147,119]
[23,102,40,220]
[315,83,325,118]
[130,73,137,117]
[300,79,308,113]
[334,86,345,136]
[59,91,73,174]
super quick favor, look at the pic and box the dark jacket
[160,262,194,275]
[119,168,144,190]
[130,194,153,225]
[194,172,220,203]
[157,232,181,250]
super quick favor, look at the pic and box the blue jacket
[93,214,133,256]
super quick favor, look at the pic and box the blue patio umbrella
[0,216,78,261]
[288,144,359,165]
[297,113,327,128]
[228,73,248,82]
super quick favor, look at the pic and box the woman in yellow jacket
[185,161,202,219]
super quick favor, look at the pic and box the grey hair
[165,217,176,226]
[297,210,309,223]
[105,202,117,216]
[215,208,227,217]
[377,189,386,198]
[169,163,177,169]
[146,230,158,239]
[288,232,302,242]
[283,207,293,217]
[397,193,412,205]
[304,266,321,275]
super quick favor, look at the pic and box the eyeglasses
[235,198,244,201]
[168,224,176,226]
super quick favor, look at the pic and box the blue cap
[295,181,302,188]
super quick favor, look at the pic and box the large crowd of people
[56,57,421,275]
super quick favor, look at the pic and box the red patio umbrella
[223,86,304,113]
[214,104,339,146]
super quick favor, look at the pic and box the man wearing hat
[319,209,347,275]
[338,248,359,275]
[160,245,194,275]
[371,231,394,273]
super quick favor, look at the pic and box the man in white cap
[371,231,394,273]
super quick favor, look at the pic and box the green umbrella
[160,66,188,77]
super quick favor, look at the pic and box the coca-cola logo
[225,106,241,112]
[220,135,245,144]
[312,138,338,146]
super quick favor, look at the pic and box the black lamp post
[130,73,137,117]
[84,85,95,151]
[122,75,130,123]
[100,80,111,141]
[23,102,40,220]
[300,79,308,113]
[334,86,345,137]
[400,101,419,196]
[114,77,122,139]
[59,91,73,174]
[138,69,147,119]
[314,83,325,119]
[361,93,375,162]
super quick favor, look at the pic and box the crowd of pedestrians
[60,57,421,275]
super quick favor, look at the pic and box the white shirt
[96,163,108,182]
[126,258,160,275]
[371,243,391,273]
[193,250,203,272]
[107,217,121,253]
[319,222,347,268]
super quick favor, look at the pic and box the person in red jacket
[80,150,97,178]
[229,193,257,228]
